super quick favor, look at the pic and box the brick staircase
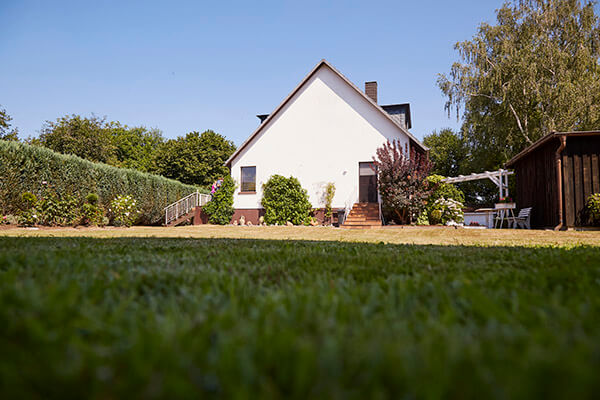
[341,203,382,229]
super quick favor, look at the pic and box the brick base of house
[229,208,343,226]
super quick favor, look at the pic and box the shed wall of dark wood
[561,136,600,226]
[513,140,560,228]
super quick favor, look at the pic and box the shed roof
[505,130,600,168]
[225,59,427,167]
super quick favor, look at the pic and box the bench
[513,207,532,229]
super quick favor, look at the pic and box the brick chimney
[365,81,377,103]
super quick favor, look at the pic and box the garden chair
[513,207,532,229]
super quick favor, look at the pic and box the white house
[225,59,427,227]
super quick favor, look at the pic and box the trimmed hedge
[0,140,203,224]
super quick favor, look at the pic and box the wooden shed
[506,131,600,229]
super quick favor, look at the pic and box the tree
[438,0,600,170]
[34,115,117,164]
[152,130,236,187]
[0,106,19,141]
[373,140,433,224]
[423,128,468,177]
[33,114,165,172]
[111,126,164,172]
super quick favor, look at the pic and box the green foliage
[374,140,433,224]
[203,176,236,225]
[439,0,600,171]
[0,105,19,141]
[324,182,336,221]
[416,210,430,226]
[586,193,600,225]
[2,237,600,398]
[32,114,166,172]
[86,193,99,206]
[152,130,236,187]
[78,193,104,226]
[429,198,465,225]
[34,115,118,164]
[109,195,139,227]
[261,175,312,225]
[423,128,468,177]
[1,215,17,225]
[111,126,164,172]
[36,191,79,226]
[429,209,443,225]
[20,192,37,209]
[426,175,465,204]
[0,141,200,224]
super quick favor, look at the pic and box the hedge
[0,140,204,224]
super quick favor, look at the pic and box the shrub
[20,192,37,209]
[429,198,464,225]
[323,182,335,224]
[261,175,312,225]
[1,215,17,225]
[586,193,600,225]
[203,176,235,225]
[37,191,78,226]
[17,192,39,227]
[109,195,139,227]
[373,140,433,224]
[426,175,464,223]
[416,210,430,226]
[0,141,201,224]
[426,175,465,204]
[78,193,105,226]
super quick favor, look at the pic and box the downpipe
[554,136,567,231]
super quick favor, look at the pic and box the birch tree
[439,0,600,170]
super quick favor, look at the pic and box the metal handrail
[164,191,211,225]
[342,186,358,226]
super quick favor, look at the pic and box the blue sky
[1,0,500,145]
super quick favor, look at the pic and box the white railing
[377,189,385,225]
[164,191,211,226]
[342,186,358,226]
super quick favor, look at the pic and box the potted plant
[495,196,515,209]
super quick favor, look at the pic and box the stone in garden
[286,221,293,226]
[233,220,238,226]
[259,216,265,226]
[247,221,253,226]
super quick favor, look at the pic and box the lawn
[1,229,600,398]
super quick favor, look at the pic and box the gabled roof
[226,59,427,166]
[505,130,600,167]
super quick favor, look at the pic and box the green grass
[1,237,600,399]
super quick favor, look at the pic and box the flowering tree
[373,140,433,224]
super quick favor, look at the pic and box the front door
[358,162,378,203]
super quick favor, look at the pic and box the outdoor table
[494,203,516,228]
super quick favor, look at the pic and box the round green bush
[203,176,235,225]
[261,175,312,225]
[86,193,99,206]
[21,192,37,209]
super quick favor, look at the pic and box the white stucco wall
[230,65,410,210]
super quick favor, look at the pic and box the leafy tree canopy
[423,128,468,177]
[0,106,19,141]
[438,0,600,171]
[151,130,236,187]
[33,114,164,169]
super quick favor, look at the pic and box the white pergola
[442,169,514,199]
